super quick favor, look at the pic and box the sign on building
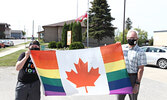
[67,31,72,45]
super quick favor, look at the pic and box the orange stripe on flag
[31,50,58,69]
[100,43,124,63]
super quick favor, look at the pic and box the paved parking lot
[0,66,167,100]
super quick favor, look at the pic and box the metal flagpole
[77,0,78,18]
[87,0,89,47]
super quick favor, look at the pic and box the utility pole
[32,20,34,40]
[123,0,126,44]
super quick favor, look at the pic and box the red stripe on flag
[31,50,58,69]
[100,43,124,64]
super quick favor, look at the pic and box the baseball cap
[29,40,40,47]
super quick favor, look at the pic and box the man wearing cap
[15,40,41,100]
[117,30,147,100]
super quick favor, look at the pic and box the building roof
[154,30,167,33]
[0,23,9,25]
[11,30,23,33]
[0,23,10,28]
[43,19,86,28]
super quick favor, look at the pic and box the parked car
[140,46,167,69]
[0,40,5,48]
[2,40,14,47]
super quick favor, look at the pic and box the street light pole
[123,0,126,44]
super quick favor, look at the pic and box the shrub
[69,42,84,50]
[48,41,56,48]
[56,42,62,49]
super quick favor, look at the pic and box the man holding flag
[117,30,147,100]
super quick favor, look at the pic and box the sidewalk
[0,45,26,57]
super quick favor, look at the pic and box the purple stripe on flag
[45,91,66,96]
[110,87,132,94]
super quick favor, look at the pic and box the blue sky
[0,0,167,39]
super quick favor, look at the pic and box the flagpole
[77,0,78,18]
[87,0,89,47]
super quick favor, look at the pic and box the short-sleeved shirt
[17,52,39,83]
[123,44,147,73]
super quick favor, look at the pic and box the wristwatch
[135,81,140,85]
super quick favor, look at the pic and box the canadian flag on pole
[75,13,88,22]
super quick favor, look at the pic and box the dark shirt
[17,52,39,83]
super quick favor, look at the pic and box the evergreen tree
[61,23,69,47]
[69,22,73,31]
[78,22,82,42]
[88,0,115,46]
[149,37,153,46]
[72,22,82,42]
[125,17,132,30]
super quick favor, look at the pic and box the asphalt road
[9,39,30,45]
[0,66,166,100]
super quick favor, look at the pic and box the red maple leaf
[66,58,100,93]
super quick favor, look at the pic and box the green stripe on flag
[40,76,63,87]
[106,69,129,82]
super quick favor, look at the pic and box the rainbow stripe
[31,51,66,96]
[100,43,132,94]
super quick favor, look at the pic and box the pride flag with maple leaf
[30,43,132,96]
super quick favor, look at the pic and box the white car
[140,46,167,69]
[2,40,14,47]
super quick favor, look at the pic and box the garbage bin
[40,45,45,50]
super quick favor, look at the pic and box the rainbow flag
[30,43,132,96]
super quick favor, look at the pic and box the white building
[153,30,167,46]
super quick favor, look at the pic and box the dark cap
[29,40,40,47]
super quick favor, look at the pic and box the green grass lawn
[0,49,27,67]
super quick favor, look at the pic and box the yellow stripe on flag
[36,67,60,79]
[104,60,126,73]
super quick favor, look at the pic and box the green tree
[88,0,115,46]
[69,22,73,31]
[72,22,82,42]
[149,37,153,46]
[134,28,148,46]
[61,23,69,47]
[22,31,26,36]
[115,29,128,44]
[125,17,132,30]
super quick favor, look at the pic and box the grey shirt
[122,44,147,73]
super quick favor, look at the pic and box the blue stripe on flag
[43,84,65,92]
[108,78,132,90]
